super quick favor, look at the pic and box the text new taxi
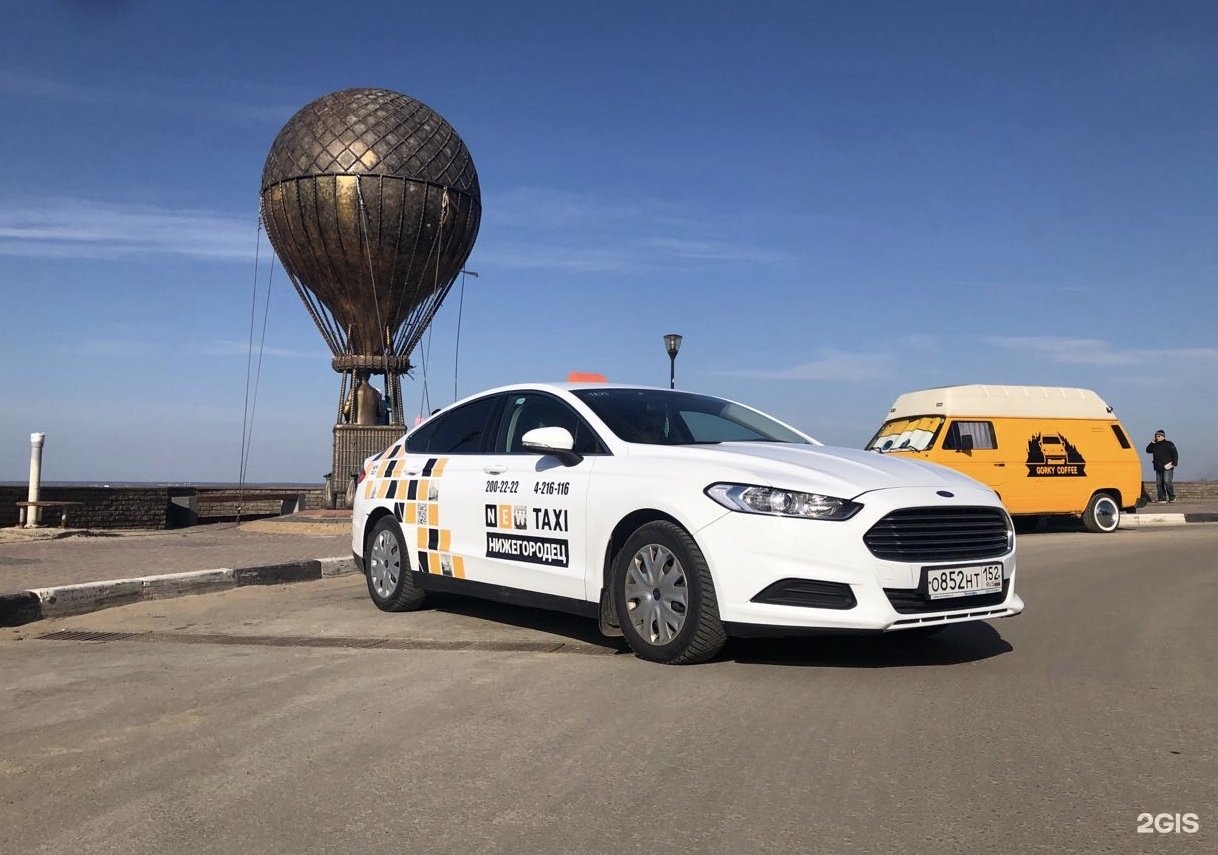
[352,383,1022,664]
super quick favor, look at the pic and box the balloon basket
[332,424,405,508]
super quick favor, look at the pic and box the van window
[1110,424,1131,449]
[943,421,997,450]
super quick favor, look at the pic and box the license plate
[923,563,1003,599]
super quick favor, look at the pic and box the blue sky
[1,0,1215,483]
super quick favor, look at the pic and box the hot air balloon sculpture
[260,88,481,503]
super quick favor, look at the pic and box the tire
[612,521,726,664]
[1082,492,1120,534]
[365,515,427,611]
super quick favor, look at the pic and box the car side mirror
[521,426,583,466]
[958,434,974,453]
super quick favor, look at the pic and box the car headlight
[705,483,862,521]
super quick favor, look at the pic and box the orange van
[866,385,1142,532]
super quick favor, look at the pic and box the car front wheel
[613,521,726,664]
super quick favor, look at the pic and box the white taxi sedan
[352,383,1022,664]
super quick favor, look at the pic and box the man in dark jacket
[1146,430,1179,503]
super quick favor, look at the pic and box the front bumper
[695,487,1020,633]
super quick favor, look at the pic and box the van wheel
[1082,493,1120,533]
[613,521,726,664]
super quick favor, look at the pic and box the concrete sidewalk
[3,499,1216,628]
[1,514,354,627]
[1121,497,1218,528]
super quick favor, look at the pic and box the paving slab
[0,517,351,591]
[0,515,353,626]
[1123,497,1218,527]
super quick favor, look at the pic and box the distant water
[0,481,321,489]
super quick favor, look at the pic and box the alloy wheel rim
[624,543,689,644]
[369,529,401,597]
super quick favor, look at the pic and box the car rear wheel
[366,515,427,611]
[613,521,726,664]
[1082,492,1120,534]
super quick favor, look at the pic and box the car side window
[404,419,438,454]
[496,393,605,455]
[409,396,501,454]
[943,420,997,450]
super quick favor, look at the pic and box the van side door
[940,420,1014,507]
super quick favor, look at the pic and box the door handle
[405,468,420,476]
[993,463,1006,467]
[484,465,507,475]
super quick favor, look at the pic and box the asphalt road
[2,526,1215,854]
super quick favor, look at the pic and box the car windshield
[867,416,944,453]
[572,388,811,445]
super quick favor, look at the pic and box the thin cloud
[53,338,321,359]
[0,69,96,103]
[60,338,157,357]
[486,186,786,273]
[642,237,791,264]
[492,187,694,231]
[726,350,895,381]
[946,280,1095,295]
[476,244,639,273]
[986,336,1218,367]
[896,334,941,352]
[198,340,323,359]
[480,236,786,274]
[1113,42,1209,85]
[0,69,294,123]
[0,198,256,261]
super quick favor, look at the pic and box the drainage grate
[40,630,136,643]
[37,629,615,656]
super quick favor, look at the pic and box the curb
[1120,512,1218,529]
[0,556,357,628]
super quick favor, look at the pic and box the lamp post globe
[664,333,683,389]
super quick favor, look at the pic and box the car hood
[631,441,990,498]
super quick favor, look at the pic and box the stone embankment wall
[0,486,326,529]
[1141,481,1218,500]
[0,486,190,529]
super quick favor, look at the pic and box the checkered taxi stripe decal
[363,447,464,579]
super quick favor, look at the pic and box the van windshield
[867,416,943,453]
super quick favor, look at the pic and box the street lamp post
[664,333,683,389]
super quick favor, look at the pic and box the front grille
[884,580,1011,614]
[751,579,857,610]
[863,506,1010,562]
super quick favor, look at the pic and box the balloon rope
[238,214,276,519]
[354,178,385,358]
[238,215,262,504]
